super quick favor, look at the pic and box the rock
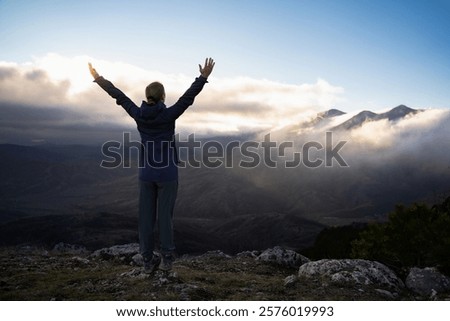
[120,268,149,280]
[298,259,404,291]
[374,288,396,300]
[172,283,210,301]
[257,246,310,268]
[430,289,438,301]
[405,267,450,296]
[52,242,88,255]
[174,284,198,301]
[152,270,181,288]
[91,243,139,262]
[236,250,260,258]
[71,256,90,265]
[197,250,232,260]
[284,275,297,288]
[132,253,144,266]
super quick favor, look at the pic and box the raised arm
[162,58,215,121]
[88,63,140,119]
[88,62,100,80]
[199,57,215,78]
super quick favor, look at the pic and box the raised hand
[88,62,100,80]
[199,58,215,78]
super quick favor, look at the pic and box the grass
[0,247,419,301]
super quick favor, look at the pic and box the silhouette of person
[89,58,215,272]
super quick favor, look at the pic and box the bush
[351,198,450,275]
[302,223,366,260]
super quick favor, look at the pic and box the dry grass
[0,247,416,301]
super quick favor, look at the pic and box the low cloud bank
[0,53,345,144]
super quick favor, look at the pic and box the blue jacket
[95,75,208,182]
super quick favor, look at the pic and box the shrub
[302,223,366,260]
[351,198,450,275]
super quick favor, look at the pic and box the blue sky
[0,0,450,108]
[1,0,449,116]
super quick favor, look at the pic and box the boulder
[91,243,139,262]
[257,246,310,268]
[298,259,404,291]
[405,267,450,296]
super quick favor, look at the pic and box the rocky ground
[1,244,449,301]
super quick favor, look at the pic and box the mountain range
[290,104,420,133]
[0,104,449,254]
[332,105,419,131]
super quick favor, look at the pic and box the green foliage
[302,224,366,260]
[351,198,450,275]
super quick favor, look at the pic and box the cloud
[319,109,450,176]
[3,53,447,154]
[193,77,345,132]
[1,54,448,224]
[0,53,346,142]
[0,101,131,145]
[342,109,450,153]
[0,64,70,107]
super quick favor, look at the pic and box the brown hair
[145,82,165,104]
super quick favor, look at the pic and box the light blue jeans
[139,180,178,259]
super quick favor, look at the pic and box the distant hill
[285,105,420,133]
[378,105,418,121]
[288,108,346,131]
[0,211,324,254]
[318,108,346,119]
[1,105,449,254]
[333,110,378,131]
[332,105,419,131]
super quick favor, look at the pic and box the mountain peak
[380,105,417,121]
[357,110,378,117]
[394,104,411,109]
[332,106,420,131]
[333,110,378,130]
[318,109,346,119]
[390,105,415,113]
